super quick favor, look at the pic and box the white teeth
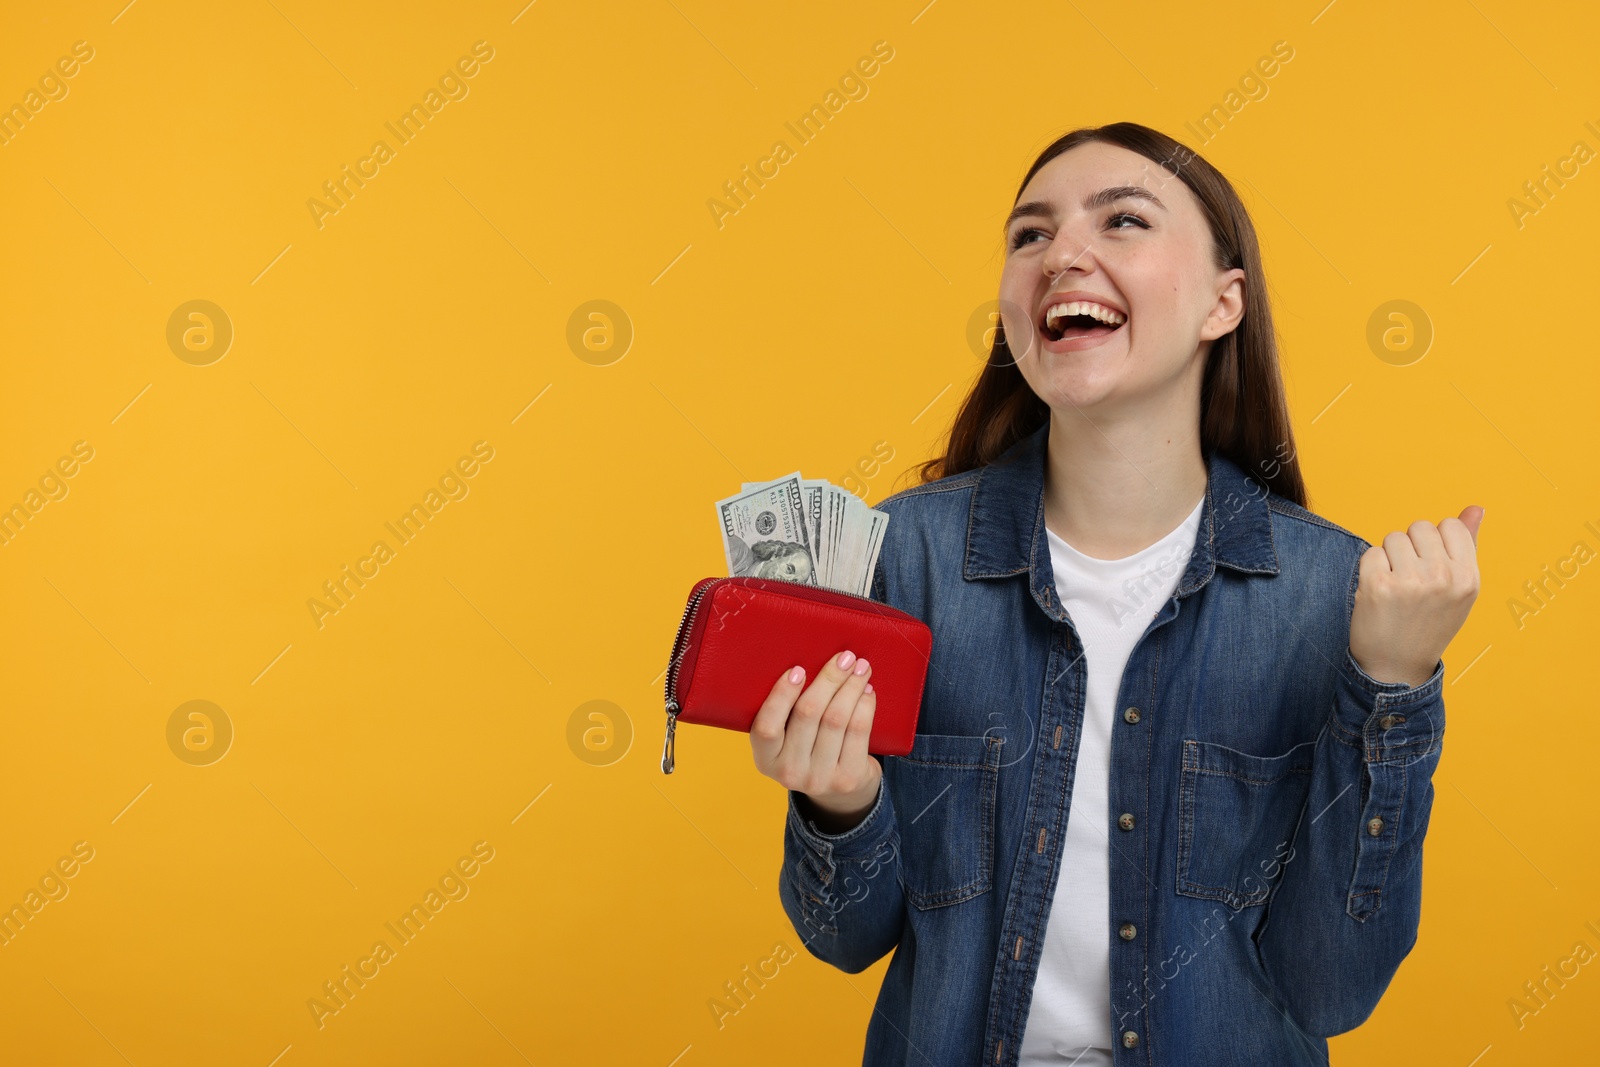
[1044,300,1127,329]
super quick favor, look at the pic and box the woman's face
[997,141,1245,420]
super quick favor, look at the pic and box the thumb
[1458,504,1484,546]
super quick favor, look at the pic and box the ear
[1200,267,1247,340]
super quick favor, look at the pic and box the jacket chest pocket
[1177,738,1314,910]
[887,732,1003,910]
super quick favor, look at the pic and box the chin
[1033,373,1120,413]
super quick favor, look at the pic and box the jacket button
[1118,922,1137,940]
[1121,1031,1140,1048]
[1122,706,1141,724]
[1118,813,1135,831]
[1367,817,1385,836]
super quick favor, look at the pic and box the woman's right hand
[750,649,881,835]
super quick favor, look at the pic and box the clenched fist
[1349,505,1484,688]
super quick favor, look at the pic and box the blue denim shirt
[778,420,1446,1066]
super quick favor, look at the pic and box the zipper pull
[661,703,678,774]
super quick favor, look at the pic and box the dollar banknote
[716,473,888,596]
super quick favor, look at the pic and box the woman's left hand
[1348,505,1484,688]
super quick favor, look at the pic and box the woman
[749,122,1483,1065]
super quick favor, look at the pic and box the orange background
[0,1,1594,1063]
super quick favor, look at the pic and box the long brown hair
[903,122,1307,508]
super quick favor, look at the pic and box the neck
[1041,402,1207,561]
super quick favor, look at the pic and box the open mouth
[1040,300,1128,343]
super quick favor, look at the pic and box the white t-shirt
[1018,494,1204,1064]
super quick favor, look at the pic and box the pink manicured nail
[864,682,874,694]
[853,657,870,676]
[789,665,805,684]
[837,650,856,670]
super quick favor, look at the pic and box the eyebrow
[1004,185,1168,232]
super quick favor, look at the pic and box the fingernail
[864,682,874,694]
[837,650,856,670]
[788,665,805,685]
[853,657,870,676]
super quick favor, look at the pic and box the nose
[1041,224,1096,280]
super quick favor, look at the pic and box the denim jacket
[778,420,1446,1066]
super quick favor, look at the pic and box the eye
[1008,226,1048,251]
[1108,211,1150,230]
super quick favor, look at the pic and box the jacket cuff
[1331,649,1445,763]
[787,780,892,863]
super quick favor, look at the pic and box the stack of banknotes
[715,471,889,596]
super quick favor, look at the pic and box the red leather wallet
[660,575,932,773]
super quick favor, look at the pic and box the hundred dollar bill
[858,506,887,596]
[718,472,816,584]
[839,493,888,597]
[731,474,889,595]
[740,476,829,583]
[827,485,850,590]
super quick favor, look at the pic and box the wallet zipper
[662,577,719,773]
[660,575,896,774]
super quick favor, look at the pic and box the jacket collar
[964,419,1279,617]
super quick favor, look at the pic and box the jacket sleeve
[778,780,906,973]
[1254,635,1446,1037]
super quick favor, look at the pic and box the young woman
[749,122,1482,1066]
